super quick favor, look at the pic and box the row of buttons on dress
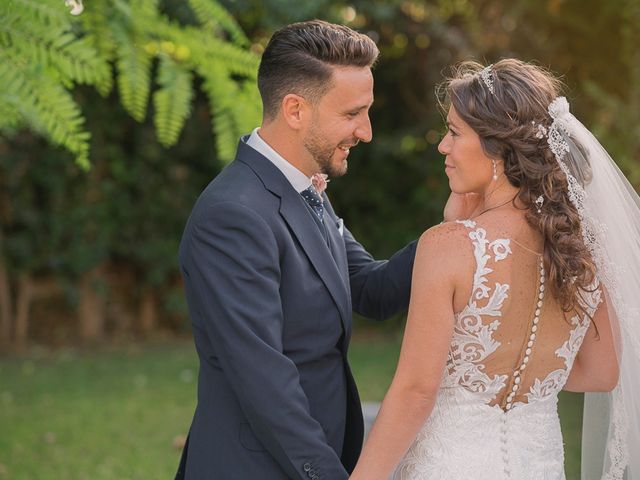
[505,256,545,411]
[501,256,545,479]
[500,416,510,477]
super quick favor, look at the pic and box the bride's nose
[438,133,451,155]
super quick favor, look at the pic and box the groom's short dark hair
[258,20,379,120]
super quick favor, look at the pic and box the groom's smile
[303,66,374,177]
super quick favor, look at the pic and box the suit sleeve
[182,201,348,480]
[343,225,417,321]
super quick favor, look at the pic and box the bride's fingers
[443,192,481,221]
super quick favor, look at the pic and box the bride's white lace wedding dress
[393,219,602,480]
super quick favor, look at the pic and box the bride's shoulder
[413,221,476,286]
[422,219,475,241]
[416,220,475,262]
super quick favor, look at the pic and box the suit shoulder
[192,163,278,220]
[190,200,273,234]
[205,160,269,200]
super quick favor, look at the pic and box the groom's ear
[281,94,309,131]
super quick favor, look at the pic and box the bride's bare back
[446,210,601,413]
[352,206,617,480]
[389,210,602,479]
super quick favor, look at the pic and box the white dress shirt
[246,128,312,193]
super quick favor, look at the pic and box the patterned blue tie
[300,186,324,221]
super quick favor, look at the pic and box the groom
[175,20,416,480]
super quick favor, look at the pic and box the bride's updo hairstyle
[437,59,597,314]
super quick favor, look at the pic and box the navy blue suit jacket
[175,139,416,479]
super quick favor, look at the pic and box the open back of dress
[394,219,602,480]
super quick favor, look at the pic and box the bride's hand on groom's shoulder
[443,191,481,222]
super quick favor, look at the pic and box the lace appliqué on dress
[394,220,594,480]
[447,221,512,402]
[526,285,601,403]
[450,221,601,407]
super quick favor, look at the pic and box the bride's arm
[564,287,620,392]
[349,224,467,480]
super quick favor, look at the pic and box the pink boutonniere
[311,173,329,195]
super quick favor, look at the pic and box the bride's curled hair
[437,59,597,314]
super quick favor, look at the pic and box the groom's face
[303,66,374,177]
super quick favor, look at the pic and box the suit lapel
[324,207,349,295]
[236,140,352,334]
[279,191,351,335]
[324,209,351,341]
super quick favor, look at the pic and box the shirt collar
[245,128,312,193]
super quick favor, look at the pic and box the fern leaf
[78,3,116,96]
[113,26,152,122]
[187,0,249,46]
[153,55,194,147]
[0,54,91,169]
[1,0,70,30]
[133,0,160,19]
[0,102,23,132]
[211,107,240,162]
[0,0,260,168]
[156,21,259,77]
[233,81,263,133]
[198,61,243,161]
[1,8,111,89]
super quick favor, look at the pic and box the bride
[349,59,639,480]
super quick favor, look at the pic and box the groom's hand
[443,191,481,222]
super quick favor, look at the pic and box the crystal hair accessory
[532,121,549,139]
[479,65,495,95]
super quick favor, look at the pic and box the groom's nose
[355,114,373,143]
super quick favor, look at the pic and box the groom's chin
[328,160,348,178]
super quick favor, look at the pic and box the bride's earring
[492,159,498,180]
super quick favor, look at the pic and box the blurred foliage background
[2,1,638,478]
[1,0,639,348]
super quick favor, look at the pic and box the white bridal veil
[544,97,639,480]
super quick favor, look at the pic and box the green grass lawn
[0,334,583,479]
